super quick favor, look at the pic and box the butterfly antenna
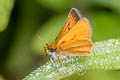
[36,35,47,44]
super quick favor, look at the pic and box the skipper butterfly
[43,8,94,61]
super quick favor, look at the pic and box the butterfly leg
[45,53,48,56]
[67,54,74,64]
[58,57,62,65]
[50,57,56,67]
[58,53,64,66]
[67,54,72,59]
[50,56,61,68]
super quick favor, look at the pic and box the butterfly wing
[57,18,92,46]
[59,39,94,56]
[54,8,81,44]
[56,18,94,56]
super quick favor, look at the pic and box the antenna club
[36,35,47,45]
[36,35,41,39]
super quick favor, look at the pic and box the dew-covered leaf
[23,39,120,80]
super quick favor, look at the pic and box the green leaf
[0,0,14,32]
[63,71,120,80]
[23,39,120,80]
[0,75,4,80]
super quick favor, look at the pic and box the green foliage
[90,12,120,41]
[91,0,120,13]
[36,0,73,11]
[0,75,4,80]
[0,0,14,32]
[23,39,120,80]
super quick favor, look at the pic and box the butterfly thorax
[44,44,59,60]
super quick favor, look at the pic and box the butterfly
[43,8,94,61]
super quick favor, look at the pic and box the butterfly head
[44,44,59,60]
[44,44,53,53]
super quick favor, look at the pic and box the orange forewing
[54,8,81,44]
[57,18,92,46]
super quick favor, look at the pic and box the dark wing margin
[54,8,81,44]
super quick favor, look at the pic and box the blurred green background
[0,0,120,80]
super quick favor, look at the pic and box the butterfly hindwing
[60,39,93,50]
[60,39,93,56]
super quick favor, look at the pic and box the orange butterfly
[43,8,94,61]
